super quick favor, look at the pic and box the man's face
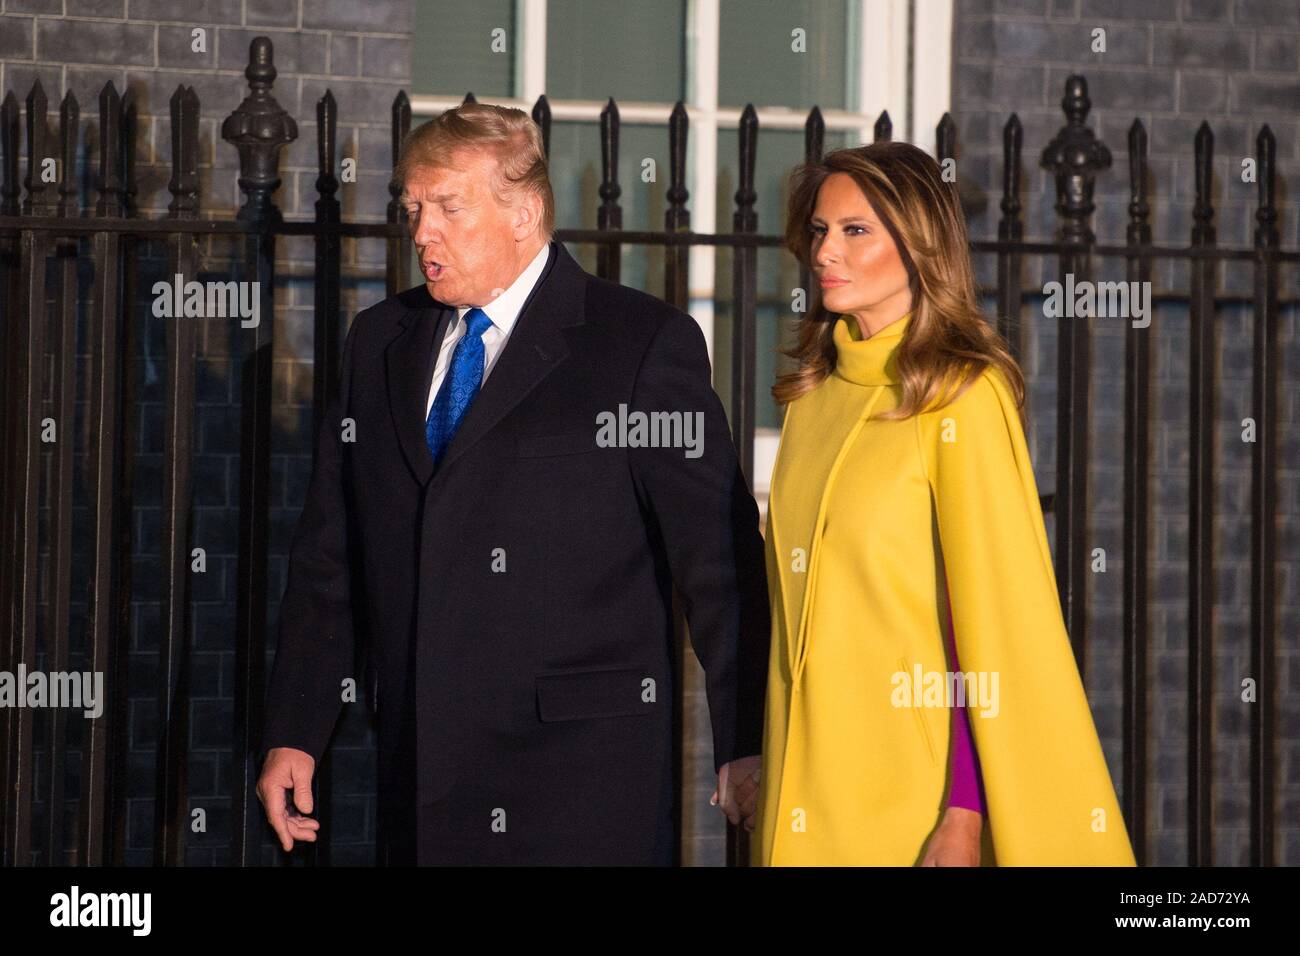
[401,148,538,307]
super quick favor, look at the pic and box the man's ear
[513,192,544,240]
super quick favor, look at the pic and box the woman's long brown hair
[773,141,1026,426]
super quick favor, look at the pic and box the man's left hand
[712,754,762,832]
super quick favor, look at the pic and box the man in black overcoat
[257,103,770,865]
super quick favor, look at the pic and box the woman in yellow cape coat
[751,143,1136,867]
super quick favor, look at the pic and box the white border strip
[515,0,548,104]
[409,96,900,132]
[911,0,953,156]
[685,0,720,369]
[858,0,911,145]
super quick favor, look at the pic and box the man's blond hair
[395,103,555,242]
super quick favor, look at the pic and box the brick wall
[951,0,1300,865]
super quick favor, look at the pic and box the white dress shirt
[425,242,552,418]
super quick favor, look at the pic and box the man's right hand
[257,747,321,852]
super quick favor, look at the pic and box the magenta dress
[944,582,987,814]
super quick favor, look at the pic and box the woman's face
[809,172,913,336]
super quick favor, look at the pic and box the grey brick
[954,63,1049,108]
[189,699,233,748]
[328,33,359,75]
[329,747,377,793]
[127,0,243,24]
[0,16,35,59]
[326,794,372,842]
[956,110,994,146]
[7,0,61,12]
[190,598,234,655]
[1212,792,1248,826]
[1231,75,1300,112]
[1256,32,1299,72]
[956,16,994,58]
[246,0,301,27]
[188,655,223,697]
[1178,71,1228,112]
[37,19,157,66]
[1081,0,1178,17]
[197,403,241,454]
[193,461,231,523]
[1235,0,1300,28]
[360,35,409,81]
[134,505,160,553]
[1183,0,1232,21]
[66,0,128,15]
[1152,26,1251,70]
[188,553,228,602]
[989,19,1109,61]
[300,0,411,33]
[1093,22,1150,65]
[995,0,1050,11]
[195,356,232,404]
[158,23,216,69]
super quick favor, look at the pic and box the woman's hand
[920,806,982,866]
[712,755,762,832]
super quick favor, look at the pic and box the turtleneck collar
[831,312,911,385]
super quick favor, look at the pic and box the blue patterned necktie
[425,307,493,467]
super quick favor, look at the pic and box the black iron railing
[0,37,1291,868]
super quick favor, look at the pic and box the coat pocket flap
[898,657,939,766]
[535,666,652,721]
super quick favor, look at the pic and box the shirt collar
[457,242,552,335]
[831,312,911,385]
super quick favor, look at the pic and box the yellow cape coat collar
[831,312,911,385]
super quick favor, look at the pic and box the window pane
[545,120,667,291]
[719,0,851,111]
[546,0,686,102]
[412,0,516,98]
